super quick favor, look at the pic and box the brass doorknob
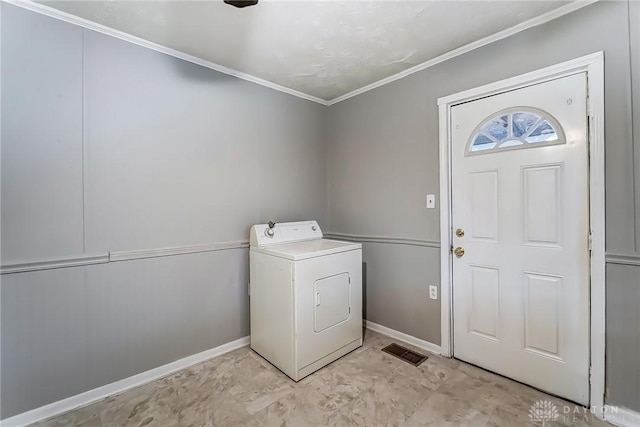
[455,228,465,238]
[454,247,465,258]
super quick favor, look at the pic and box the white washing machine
[249,220,363,381]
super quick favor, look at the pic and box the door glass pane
[500,139,523,148]
[467,109,564,155]
[480,115,509,140]
[512,112,541,137]
[526,120,559,143]
[470,133,497,151]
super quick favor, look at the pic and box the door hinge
[588,233,593,251]
[349,306,351,314]
[348,277,351,284]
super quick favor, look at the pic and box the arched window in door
[467,108,565,155]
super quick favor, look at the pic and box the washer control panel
[250,220,322,246]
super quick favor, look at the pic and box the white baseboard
[604,405,640,427]
[0,336,250,427]
[364,320,442,356]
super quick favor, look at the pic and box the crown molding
[326,0,600,105]
[1,0,330,106]
[3,0,598,106]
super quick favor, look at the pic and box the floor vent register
[381,343,428,367]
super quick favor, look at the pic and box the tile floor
[35,330,610,426]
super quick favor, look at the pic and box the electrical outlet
[426,194,436,209]
[429,285,438,300]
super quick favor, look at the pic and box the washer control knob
[312,226,317,231]
[265,221,276,238]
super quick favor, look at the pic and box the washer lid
[250,239,361,261]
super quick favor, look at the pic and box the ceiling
[34,0,574,102]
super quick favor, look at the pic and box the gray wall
[606,0,640,411]
[326,0,640,411]
[2,0,639,419]
[0,3,326,418]
[606,261,640,412]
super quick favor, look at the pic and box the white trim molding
[0,254,109,275]
[327,0,599,105]
[364,320,441,356]
[325,233,439,249]
[2,0,329,106]
[604,405,640,427]
[109,241,249,262]
[606,253,640,267]
[0,241,250,274]
[4,0,598,107]
[0,336,250,427]
[437,52,606,411]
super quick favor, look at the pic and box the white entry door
[451,73,590,404]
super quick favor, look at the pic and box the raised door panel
[469,266,500,341]
[469,170,499,242]
[523,165,563,247]
[523,272,563,360]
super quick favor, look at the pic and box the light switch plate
[426,194,436,209]
[429,285,438,300]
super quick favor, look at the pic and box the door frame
[437,52,605,412]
